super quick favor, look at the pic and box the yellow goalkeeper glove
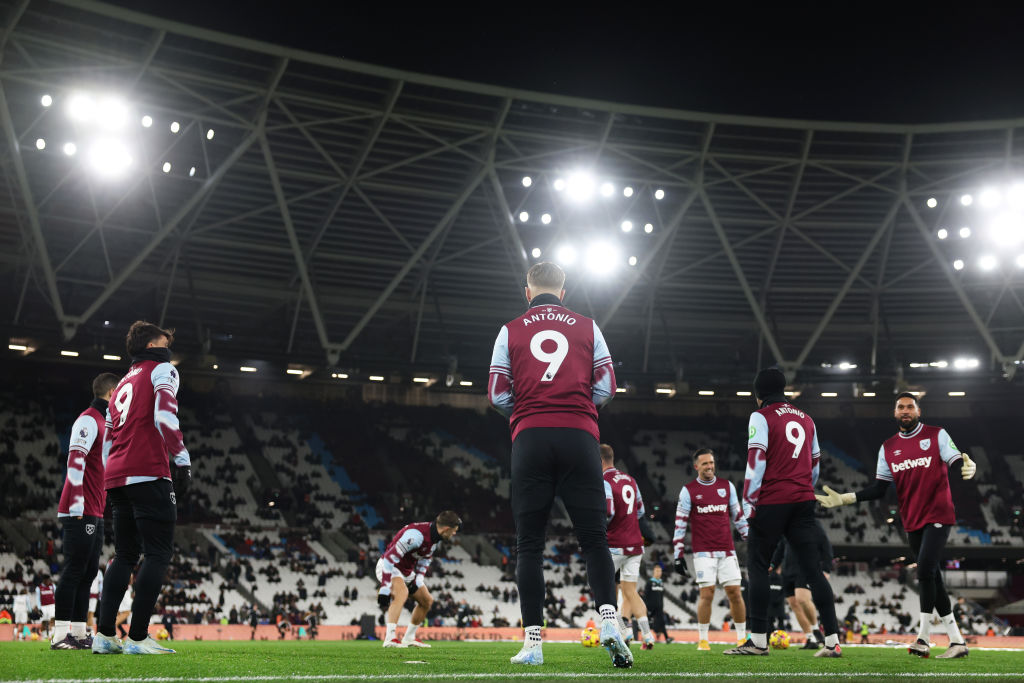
[815,485,856,508]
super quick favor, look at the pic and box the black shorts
[108,479,177,524]
[510,427,604,520]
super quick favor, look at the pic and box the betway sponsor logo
[892,456,932,473]
[696,504,728,514]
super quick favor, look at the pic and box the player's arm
[810,423,822,487]
[938,428,975,480]
[672,487,691,578]
[634,484,654,542]
[591,322,616,407]
[487,326,514,418]
[604,479,614,522]
[742,412,769,517]
[728,481,749,540]
[64,414,99,517]
[413,556,430,590]
[816,445,891,507]
[101,408,113,468]
[379,529,425,595]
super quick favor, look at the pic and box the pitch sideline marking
[7,673,1024,682]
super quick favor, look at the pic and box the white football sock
[52,620,70,642]
[385,623,397,641]
[750,632,767,649]
[940,612,964,645]
[598,603,618,627]
[825,633,839,648]
[617,614,629,635]
[918,612,932,642]
[638,616,651,638]
[698,623,710,641]
[71,622,86,639]
[525,625,542,647]
[734,621,746,641]
[402,623,418,642]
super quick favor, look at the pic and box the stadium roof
[1,0,1023,386]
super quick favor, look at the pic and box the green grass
[3,640,1023,682]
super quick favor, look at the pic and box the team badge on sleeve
[920,438,931,450]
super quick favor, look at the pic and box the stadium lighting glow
[990,211,1024,246]
[555,244,576,266]
[170,121,180,133]
[926,197,938,208]
[979,254,997,271]
[948,391,966,397]
[540,213,551,225]
[979,188,1002,208]
[239,366,257,372]
[62,142,77,156]
[162,162,171,173]
[369,375,384,382]
[66,93,95,122]
[103,354,121,361]
[565,172,596,201]
[189,166,196,177]
[655,388,673,395]
[1008,183,1024,209]
[821,392,838,397]
[838,362,857,370]
[960,194,973,206]
[519,211,529,222]
[40,94,52,107]
[862,392,876,397]
[35,138,45,150]
[953,358,979,370]
[623,186,634,198]
[212,364,219,370]
[330,372,349,379]
[929,360,949,368]
[937,228,948,239]
[784,391,797,397]
[698,390,715,396]
[615,387,627,393]
[522,176,532,187]
[600,182,615,197]
[412,377,430,383]
[908,363,926,368]
[141,115,153,128]
[87,139,132,177]
[585,242,620,274]
[1017,254,1024,268]
[959,226,971,238]
[736,391,752,397]
[644,223,653,234]
[8,344,27,351]
[95,96,129,130]
[206,128,215,140]
[553,178,565,191]
[620,220,633,232]
[531,247,542,258]
[953,259,965,270]
[61,350,79,357]
[654,189,665,200]
[459,381,473,387]
[628,256,637,266]
[286,369,303,375]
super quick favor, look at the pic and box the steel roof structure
[1,0,1023,386]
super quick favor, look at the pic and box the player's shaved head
[526,262,565,293]
[600,443,615,464]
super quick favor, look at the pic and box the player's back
[603,468,643,552]
[105,360,170,487]
[749,402,819,505]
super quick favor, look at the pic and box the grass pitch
[3,639,1023,682]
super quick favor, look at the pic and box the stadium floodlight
[8,344,27,351]
[926,197,938,208]
[1017,254,1024,268]
[162,161,172,173]
[960,193,973,206]
[628,255,637,266]
[459,380,473,387]
[531,247,542,258]
[600,182,615,197]
[584,242,620,274]
[369,375,384,381]
[644,223,653,234]
[141,115,153,128]
[519,211,529,222]
[286,369,303,375]
[862,392,876,397]
[654,188,665,200]
[959,226,971,238]
[937,228,948,239]
[698,390,714,396]
[929,360,949,368]
[565,172,596,201]
[66,93,95,122]
[623,186,634,198]
[239,366,257,372]
[95,96,129,130]
[553,178,566,191]
[655,388,674,395]
[615,387,627,393]
[979,254,997,271]
[412,377,430,383]
[206,128,215,140]
[540,213,552,225]
[62,142,77,156]
[838,362,857,370]
[555,244,576,266]
[330,372,348,379]
[736,391,752,397]
[979,188,1002,208]
[87,139,132,177]
[821,392,838,397]
[212,364,219,370]
[952,259,965,270]
[620,220,633,232]
[908,363,927,368]
[953,357,979,370]
[948,391,966,397]
[522,176,532,187]
[61,350,79,357]
[41,94,52,107]
[35,138,45,150]
[1008,182,1024,209]
[990,211,1024,246]
[170,121,180,133]
[189,166,196,177]
[103,354,121,361]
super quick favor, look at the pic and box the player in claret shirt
[489,262,630,668]
[673,448,748,650]
[51,373,119,650]
[817,392,975,659]
[93,321,191,656]
[377,511,461,648]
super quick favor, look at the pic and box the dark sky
[116,1,1024,124]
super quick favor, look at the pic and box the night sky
[113,1,1024,124]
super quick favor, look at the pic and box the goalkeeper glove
[961,453,976,480]
[172,464,191,497]
[377,592,391,611]
[673,557,690,580]
[815,485,856,508]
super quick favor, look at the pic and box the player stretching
[93,321,191,655]
[673,447,748,650]
[725,368,841,657]
[489,262,631,668]
[377,511,461,648]
[816,392,975,659]
[601,444,655,649]
[52,373,119,650]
